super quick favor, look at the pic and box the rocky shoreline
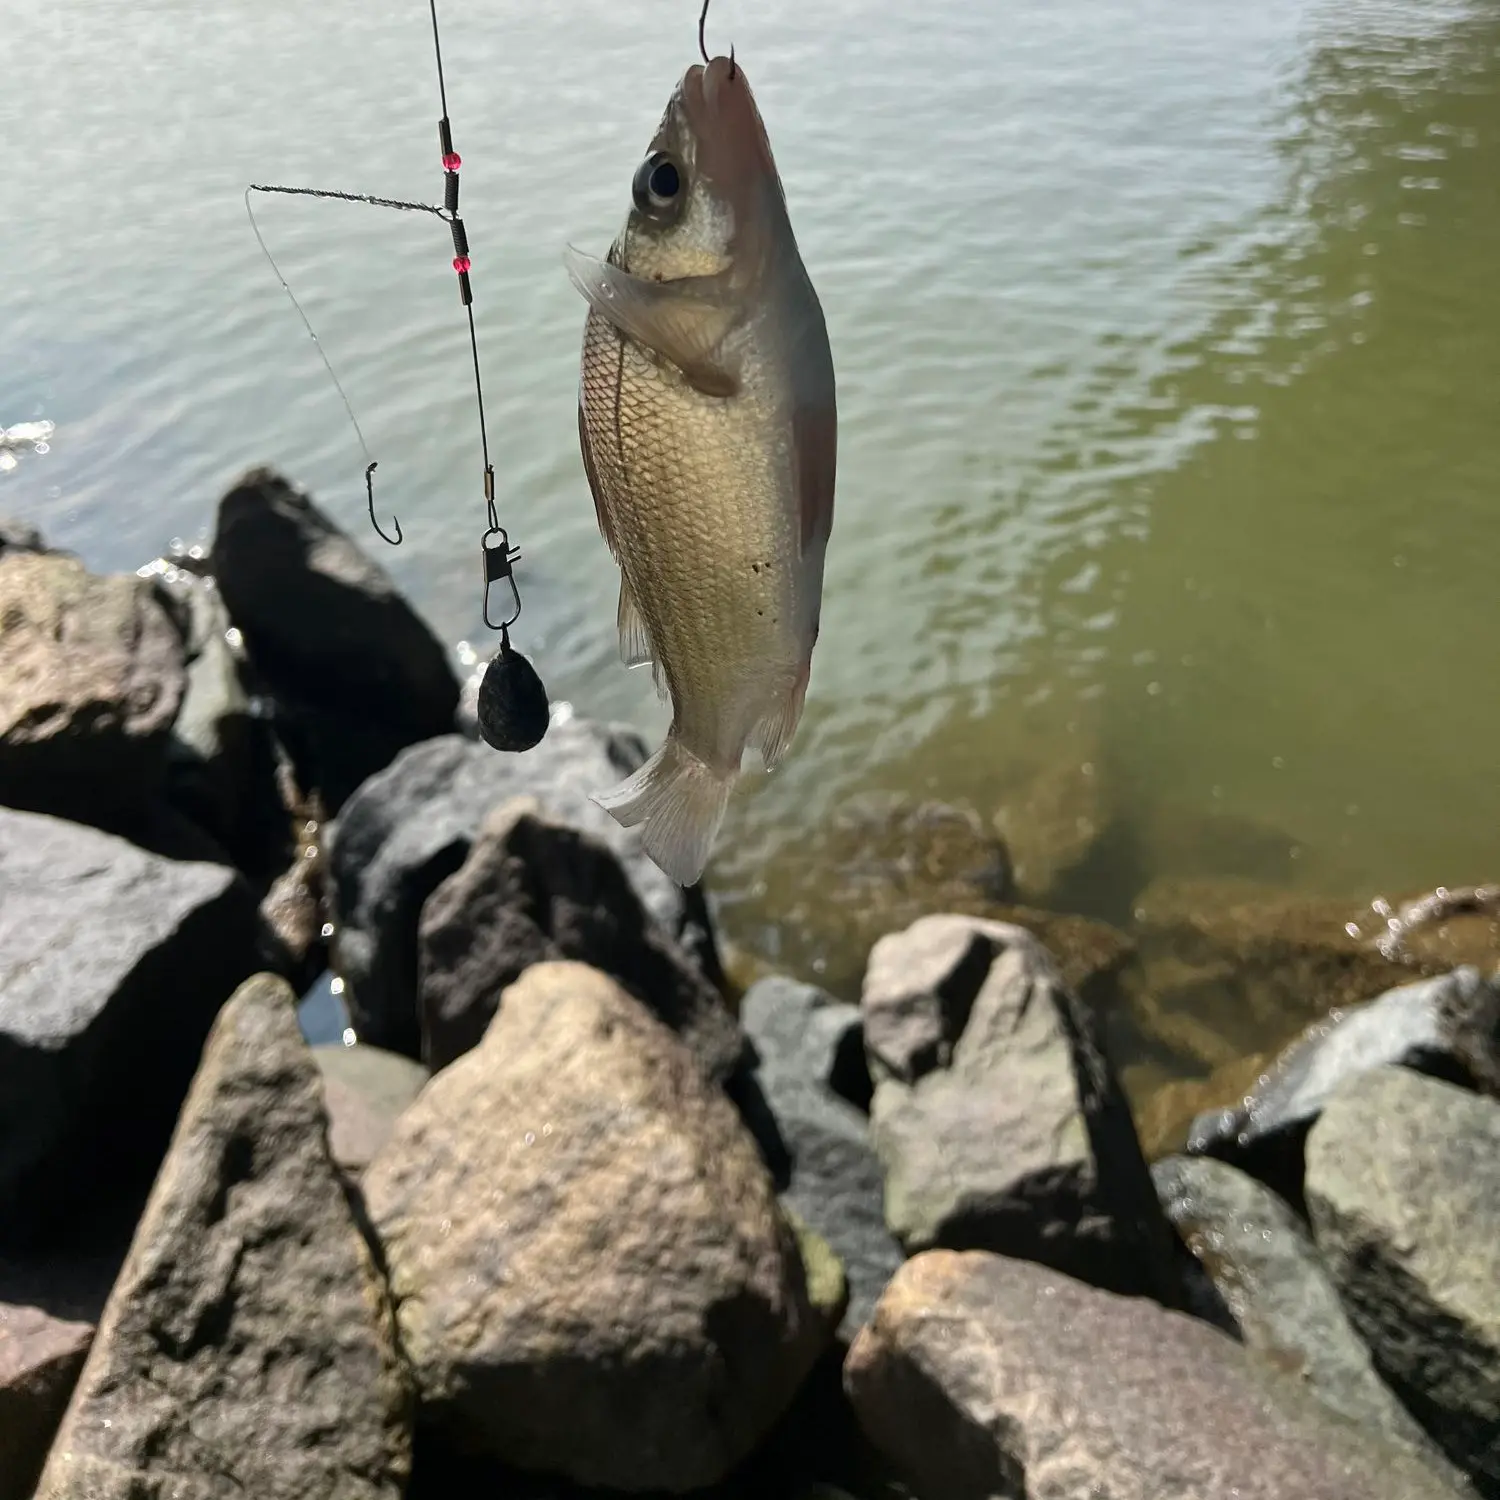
[1,468,1497,1498]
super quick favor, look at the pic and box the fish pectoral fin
[617,578,654,668]
[564,247,741,398]
[751,662,812,771]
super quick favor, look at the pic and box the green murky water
[3,0,1497,1068]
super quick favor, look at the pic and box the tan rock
[0,1303,92,1500]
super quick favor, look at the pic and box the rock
[1351,884,1500,972]
[0,552,185,832]
[845,1250,1469,1500]
[1307,1065,1500,1494]
[741,977,903,1331]
[312,1042,429,1177]
[0,1304,92,1500]
[259,847,329,992]
[0,808,261,1244]
[1153,1155,1461,1479]
[1188,966,1500,1203]
[158,569,289,877]
[34,974,412,1499]
[211,468,460,809]
[860,915,1181,1302]
[1130,877,1479,1073]
[0,516,49,556]
[1129,1050,1272,1161]
[328,724,723,1058]
[363,962,827,1492]
[991,749,1114,909]
[418,797,743,1077]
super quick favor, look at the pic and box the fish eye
[632,151,686,222]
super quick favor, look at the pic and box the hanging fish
[567,32,837,887]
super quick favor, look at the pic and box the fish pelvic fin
[593,736,735,887]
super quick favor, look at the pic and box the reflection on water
[2,0,1497,1068]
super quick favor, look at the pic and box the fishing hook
[698,0,735,77]
[364,462,402,545]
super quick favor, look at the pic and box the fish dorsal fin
[564,247,741,398]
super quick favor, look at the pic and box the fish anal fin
[565,246,741,398]
[617,577,653,668]
[752,660,811,770]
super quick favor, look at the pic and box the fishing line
[246,0,549,752]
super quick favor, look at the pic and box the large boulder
[34,974,412,1499]
[1154,1154,1462,1481]
[211,468,460,809]
[362,962,829,1492]
[0,1304,92,1500]
[0,808,261,1243]
[1307,1065,1500,1495]
[0,551,185,832]
[740,977,903,1332]
[861,915,1181,1303]
[328,724,722,1058]
[418,797,742,1076]
[1189,966,1500,1203]
[844,1250,1469,1500]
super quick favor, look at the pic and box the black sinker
[476,637,550,753]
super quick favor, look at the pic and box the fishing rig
[245,0,549,754]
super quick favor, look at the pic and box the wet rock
[0,1304,92,1500]
[1188,966,1500,1202]
[1153,1154,1460,1478]
[328,723,722,1058]
[313,1042,429,1177]
[845,1250,1468,1500]
[741,977,902,1331]
[1351,884,1500,972]
[157,569,289,877]
[1307,1065,1500,1494]
[418,797,742,1077]
[211,467,460,810]
[34,974,412,1500]
[0,808,261,1244]
[0,551,185,832]
[363,962,826,1492]
[861,914,1181,1303]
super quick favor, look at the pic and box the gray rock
[328,723,722,1058]
[0,1304,92,1500]
[34,974,412,1500]
[845,1250,1470,1500]
[0,552,185,832]
[861,914,1182,1303]
[741,977,902,1331]
[1154,1154,1465,1485]
[1307,1065,1500,1494]
[0,809,261,1244]
[418,797,743,1077]
[1190,967,1500,1203]
[312,1042,429,1177]
[211,468,459,810]
[363,962,827,1493]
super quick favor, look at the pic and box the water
[4,0,1498,1055]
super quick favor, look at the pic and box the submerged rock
[0,808,260,1243]
[0,1304,93,1500]
[34,973,412,1500]
[1188,966,1500,1201]
[418,797,742,1077]
[312,1041,429,1177]
[328,724,722,1058]
[363,962,827,1492]
[0,552,185,832]
[741,977,903,1331]
[1307,1065,1500,1494]
[844,1250,1468,1500]
[1153,1154,1462,1481]
[861,914,1181,1304]
[211,468,460,810]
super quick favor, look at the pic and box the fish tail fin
[593,736,735,887]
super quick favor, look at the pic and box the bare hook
[698,0,733,74]
[365,461,403,546]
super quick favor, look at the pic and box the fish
[566,52,837,887]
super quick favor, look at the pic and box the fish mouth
[671,55,777,200]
